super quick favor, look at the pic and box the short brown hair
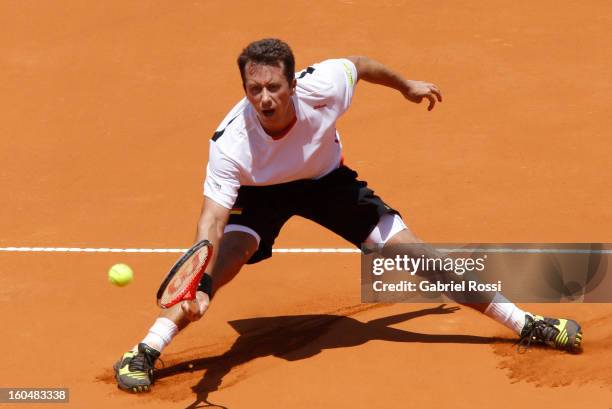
[237,38,295,87]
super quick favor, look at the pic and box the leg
[307,166,583,352]
[382,224,496,309]
[114,231,258,393]
[380,218,582,352]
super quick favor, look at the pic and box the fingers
[426,95,436,111]
[407,81,443,111]
[181,292,210,322]
[426,84,442,111]
[182,301,204,321]
[431,86,443,102]
[180,300,199,321]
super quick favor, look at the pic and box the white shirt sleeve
[315,58,358,114]
[203,141,241,209]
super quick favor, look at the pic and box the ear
[290,78,297,95]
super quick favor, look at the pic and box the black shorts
[227,165,399,264]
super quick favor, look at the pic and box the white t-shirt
[204,58,358,209]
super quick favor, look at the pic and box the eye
[249,85,262,95]
[267,84,281,92]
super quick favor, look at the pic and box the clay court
[1,1,611,408]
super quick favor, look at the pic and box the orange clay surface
[1,1,611,408]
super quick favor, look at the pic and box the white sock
[483,293,527,335]
[141,317,178,353]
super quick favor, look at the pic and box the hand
[181,291,211,322]
[402,80,443,111]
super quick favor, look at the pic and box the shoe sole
[559,319,583,353]
[113,361,152,393]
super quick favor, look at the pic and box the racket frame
[156,239,213,308]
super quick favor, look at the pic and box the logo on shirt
[213,181,222,190]
[314,103,327,110]
[342,62,355,87]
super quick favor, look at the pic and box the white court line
[0,247,360,253]
[0,247,610,254]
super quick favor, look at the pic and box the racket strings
[161,247,209,304]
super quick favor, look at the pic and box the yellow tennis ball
[108,263,134,287]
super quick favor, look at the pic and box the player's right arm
[180,196,230,322]
[181,137,241,321]
[195,196,230,263]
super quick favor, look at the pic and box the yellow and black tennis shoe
[113,343,161,393]
[519,313,583,353]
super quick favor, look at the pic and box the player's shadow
[155,304,510,409]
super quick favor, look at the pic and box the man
[114,38,583,393]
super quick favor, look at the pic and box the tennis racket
[156,239,213,309]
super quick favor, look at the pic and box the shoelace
[517,318,559,353]
[128,350,164,373]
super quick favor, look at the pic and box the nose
[261,88,272,107]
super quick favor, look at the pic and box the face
[243,61,296,132]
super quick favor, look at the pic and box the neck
[266,114,297,140]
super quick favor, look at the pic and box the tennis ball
[108,263,134,287]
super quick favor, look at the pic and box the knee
[385,228,421,245]
[381,228,428,261]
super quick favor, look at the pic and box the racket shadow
[155,304,512,409]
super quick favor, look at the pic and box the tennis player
[114,38,583,393]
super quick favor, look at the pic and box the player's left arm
[347,56,442,111]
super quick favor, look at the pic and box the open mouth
[261,108,275,118]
